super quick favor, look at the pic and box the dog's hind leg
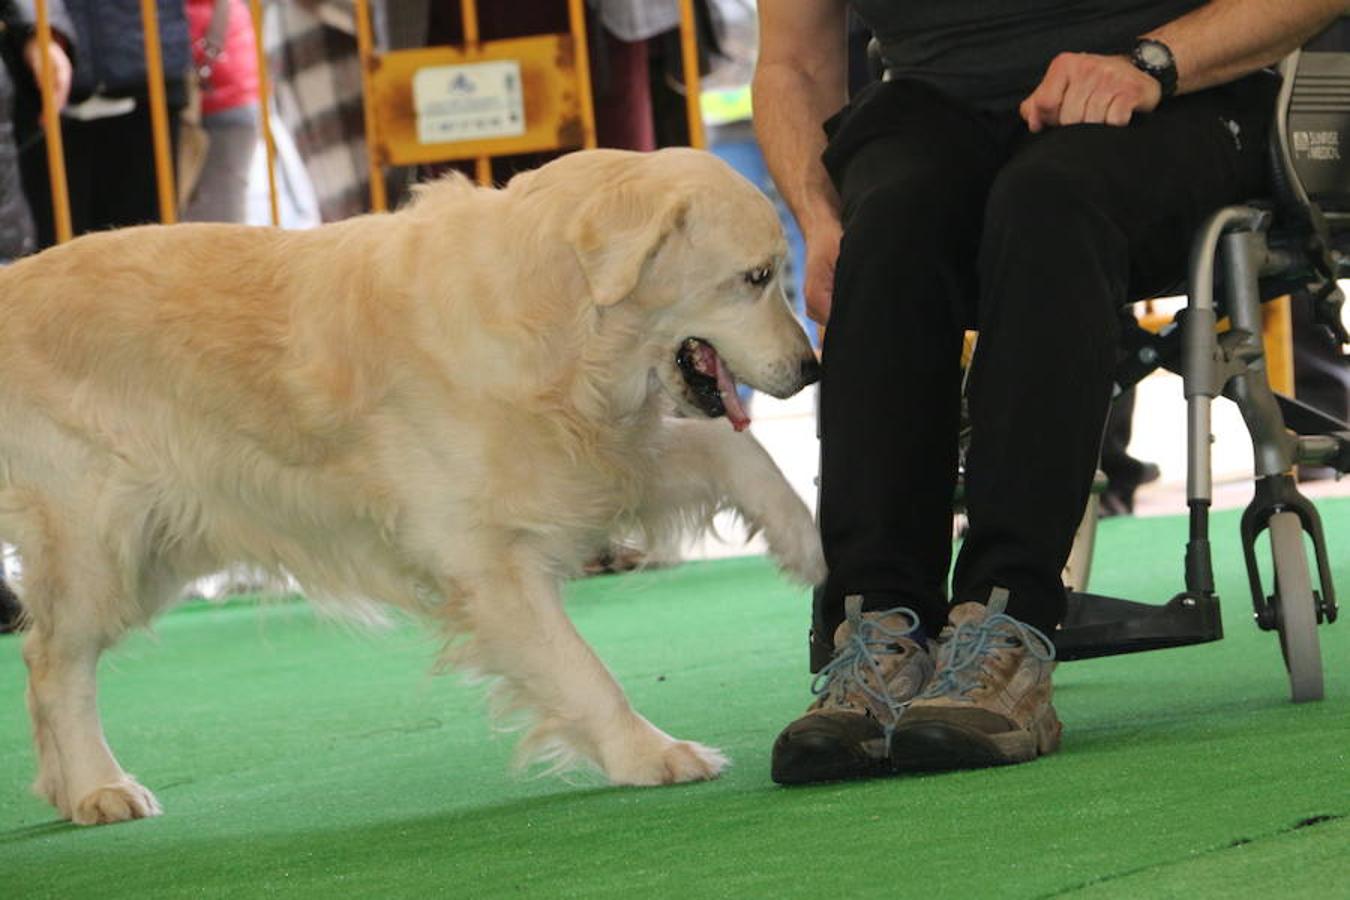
[639,418,826,585]
[448,546,726,786]
[21,531,162,825]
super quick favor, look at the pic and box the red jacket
[187,0,259,116]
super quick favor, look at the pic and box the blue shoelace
[919,592,1055,701]
[811,603,924,745]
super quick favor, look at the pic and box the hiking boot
[771,596,934,785]
[890,589,1060,772]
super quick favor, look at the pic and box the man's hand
[1020,52,1162,133]
[803,218,843,326]
[23,37,73,112]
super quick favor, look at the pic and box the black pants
[812,74,1280,665]
[18,103,180,249]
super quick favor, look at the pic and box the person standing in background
[15,0,189,247]
[1,0,72,261]
[183,0,259,223]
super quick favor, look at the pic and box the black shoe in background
[0,578,22,634]
[1099,459,1161,518]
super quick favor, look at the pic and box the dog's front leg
[642,418,826,585]
[449,548,726,785]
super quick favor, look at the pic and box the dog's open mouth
[676,337,751,432]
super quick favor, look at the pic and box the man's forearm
[752,62,846,237]
[1148,0,1349,94]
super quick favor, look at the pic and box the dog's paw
[606,737,728,786]
[598,717,729,786]
[72,778,162,826]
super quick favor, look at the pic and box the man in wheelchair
[753,0,1349,786]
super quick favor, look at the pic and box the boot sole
[771,731,892,785]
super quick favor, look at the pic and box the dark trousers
[812,74,1280,663]
[18,104,180,249]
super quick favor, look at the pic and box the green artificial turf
[2,500,1348,899]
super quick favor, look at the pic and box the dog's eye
[744,266,772,287]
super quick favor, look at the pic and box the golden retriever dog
[0,148,825,825]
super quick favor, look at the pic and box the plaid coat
[264,0,371,222]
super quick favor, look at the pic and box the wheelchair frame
[1056,49,1350,703]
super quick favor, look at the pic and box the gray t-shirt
[850,0,1208,110]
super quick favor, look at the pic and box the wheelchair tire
[1269,511,1324,703]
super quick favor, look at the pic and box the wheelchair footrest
[1055,591,1223,661]
[1275,392,1349,436]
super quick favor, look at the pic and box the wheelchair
[1054,45,1350,703]
[832,35,1350,704]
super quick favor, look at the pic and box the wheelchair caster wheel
[1268,512,1324,703]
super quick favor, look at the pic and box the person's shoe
[771,596,934,785]
[1099,459,1161,518]
[890,589,1060,772]
[0,578,23,635]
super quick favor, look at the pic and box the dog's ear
[566,187,689,307]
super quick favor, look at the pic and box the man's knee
[979,157,1132,309]
[983,158,1117,248]
[843,173,981,247]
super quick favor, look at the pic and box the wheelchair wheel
[1268,511,1324,703]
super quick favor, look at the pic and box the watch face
[1138,42,1170,69]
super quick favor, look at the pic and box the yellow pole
[1262,295,1296,396]
[248,0,279,226]
[33,0,71,243]
[676,0,705,149]
[566,0,596,149]
[461,0,492,185]
[140,0,178,223]
[353,0,387,211]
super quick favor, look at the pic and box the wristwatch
[1130,38,1178,99]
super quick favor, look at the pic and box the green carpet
[3,500,1348,899]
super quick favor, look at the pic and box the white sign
[413,61,526,145]
[1293,130,1342,162]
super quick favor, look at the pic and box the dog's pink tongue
[713,354,751,432]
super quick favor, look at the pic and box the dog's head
[545,148,820,430]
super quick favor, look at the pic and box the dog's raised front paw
[72,777,162,826]
[766,516,826,586]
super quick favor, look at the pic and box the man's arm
[1022,0,1350,132]
[1148,0,1348,93]
[752,0,849,324]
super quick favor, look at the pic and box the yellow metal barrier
[354,0,705,208]
[676,0,705,150]
[33,0,70,243]
[354,0,598,203]
[139,0,177,224]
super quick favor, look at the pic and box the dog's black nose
[800,355,822,386]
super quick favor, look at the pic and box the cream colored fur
[0,148,825,825]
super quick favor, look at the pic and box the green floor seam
[1042,810,1350,898]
